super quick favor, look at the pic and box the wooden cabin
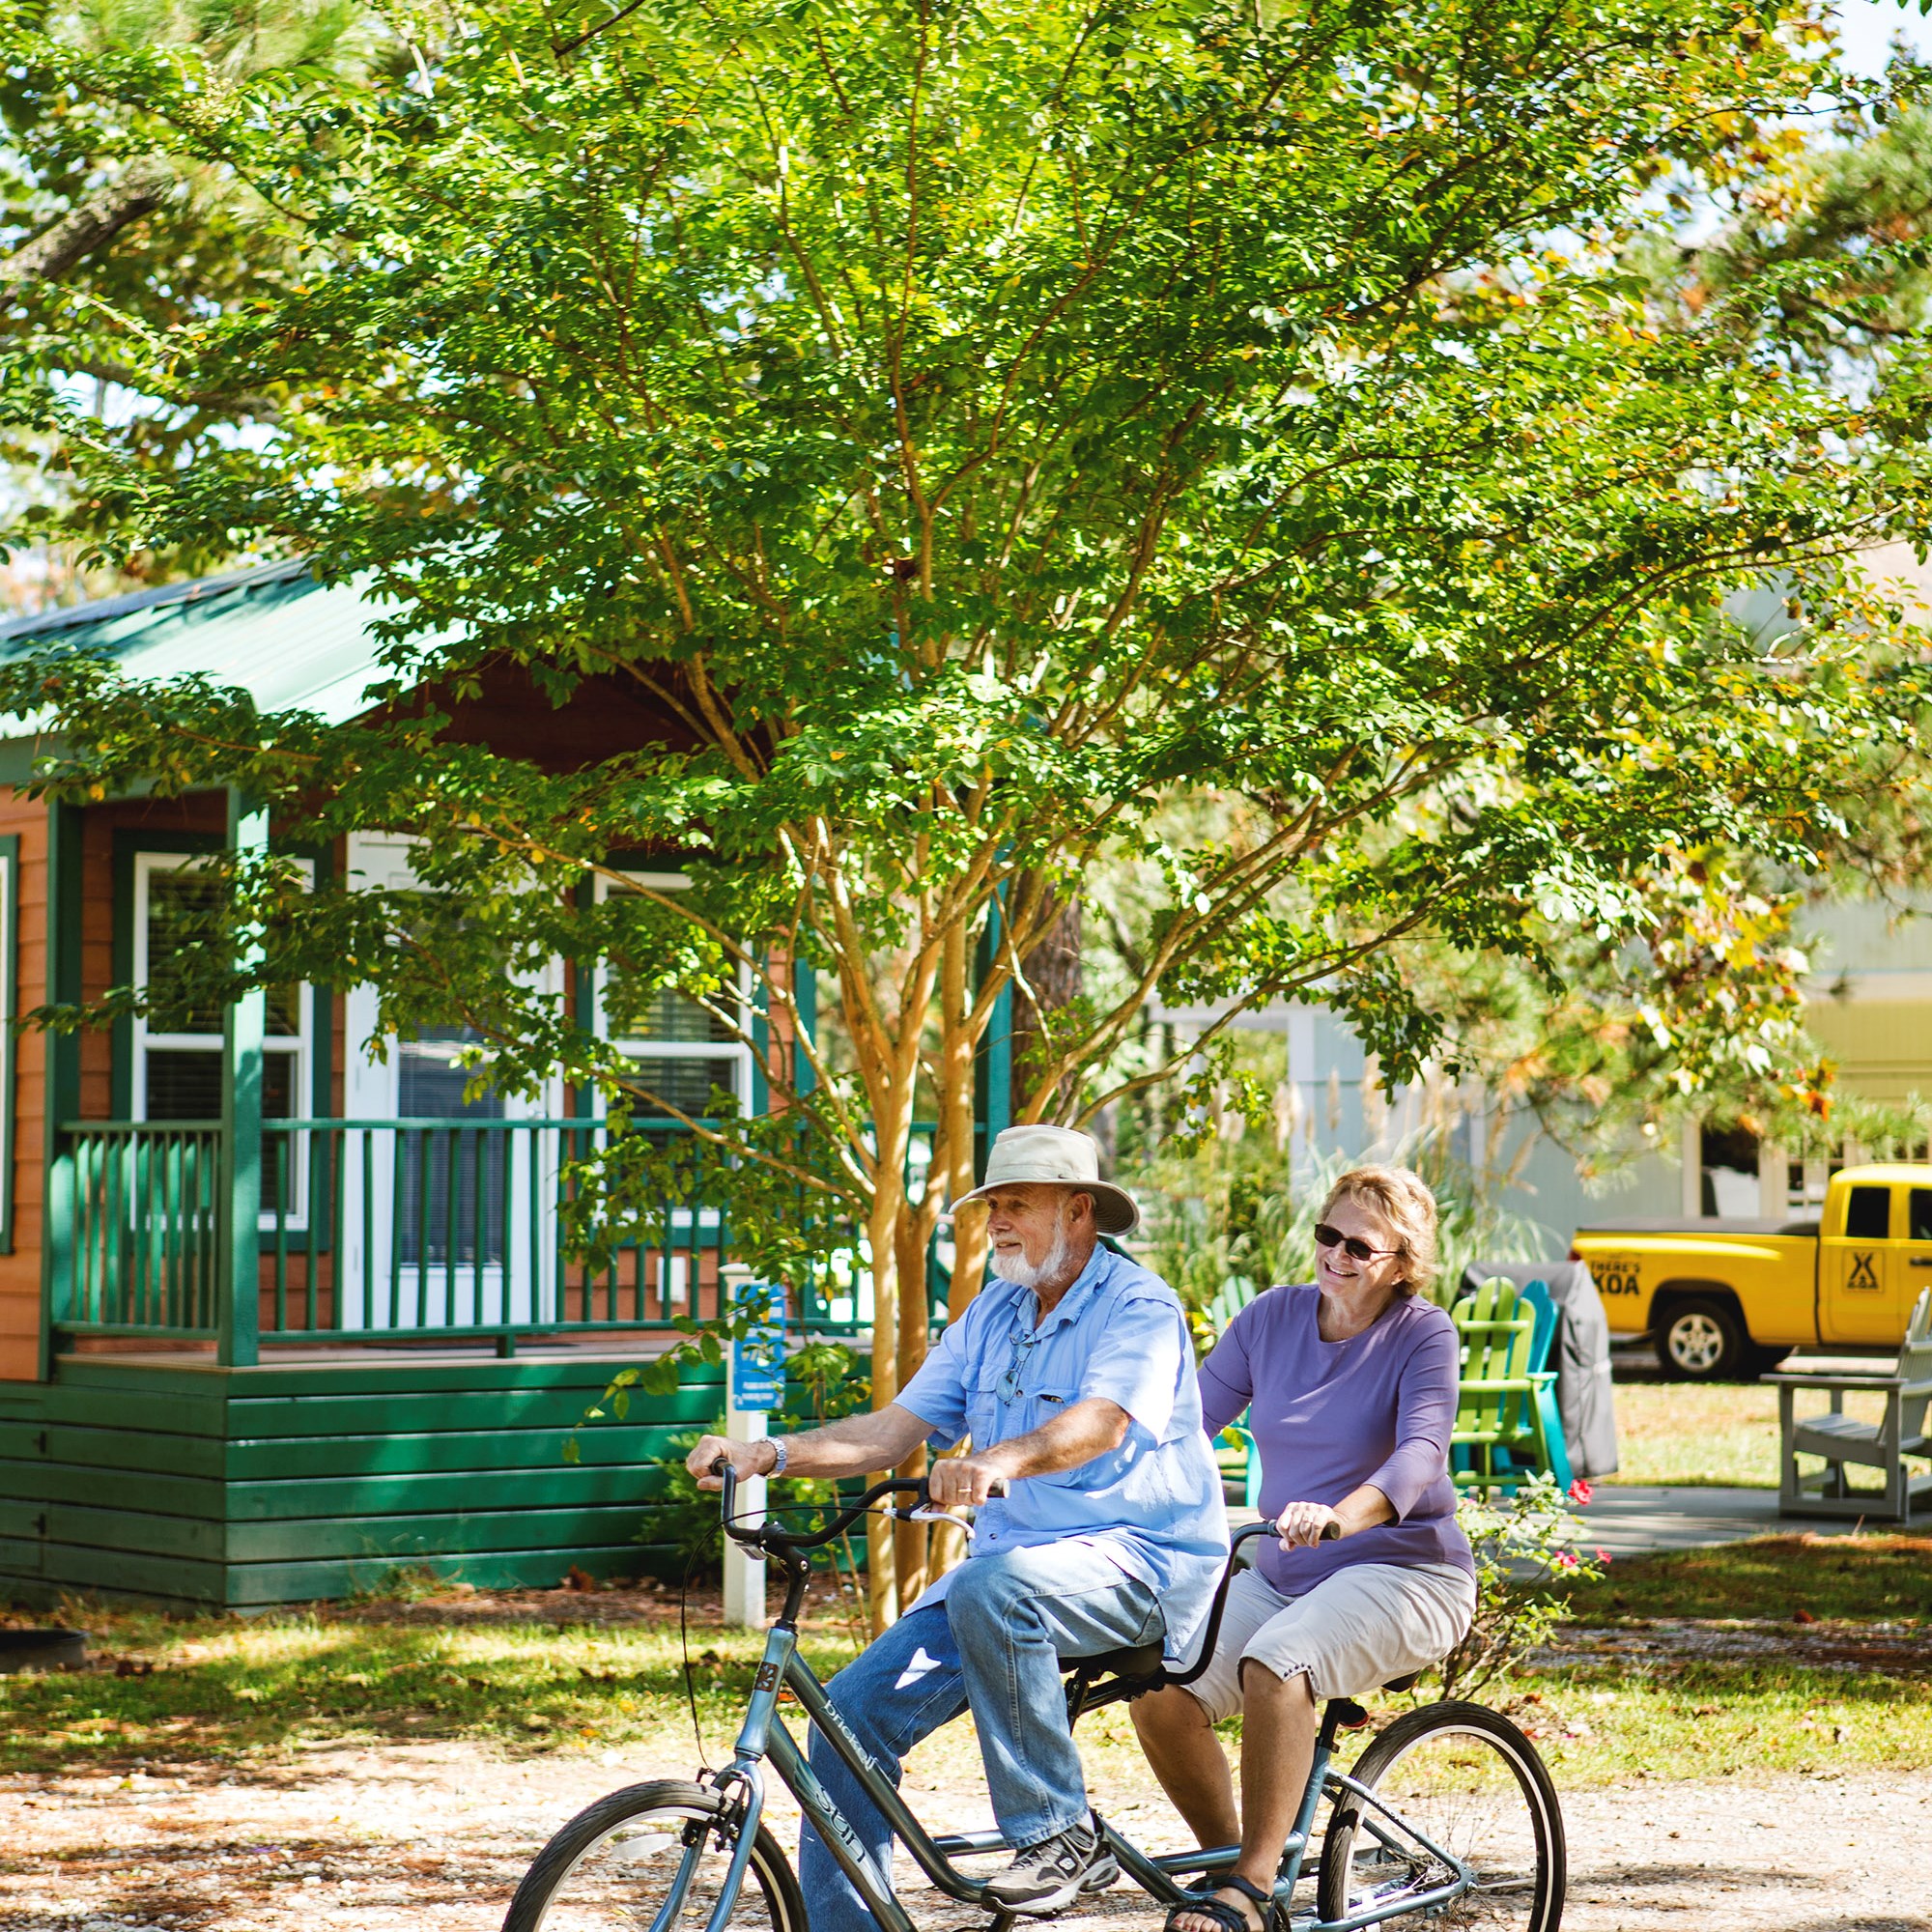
[0,562,980,1610]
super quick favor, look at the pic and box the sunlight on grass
[1547,1532,1932,1623]
[7,1580,1931,1793]
[0,1604,873,1774]
[1603,1380,1889,1488]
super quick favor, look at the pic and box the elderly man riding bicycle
[688,1123,1228,1930]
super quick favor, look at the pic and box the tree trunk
[894,1208,930,1606]
[0,156,175,285]
[1012,889,1084,1122]
[865,1169,903,1637]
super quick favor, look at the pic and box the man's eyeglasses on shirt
[998,1322,1045,1404]
[1312,1223,1403,1264]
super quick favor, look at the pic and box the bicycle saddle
[1063,1639,1166,1681]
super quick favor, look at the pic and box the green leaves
[9,0,1932,1243]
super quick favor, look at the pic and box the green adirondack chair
[1451,1275,1554,1491]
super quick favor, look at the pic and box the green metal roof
[0,560,438,740]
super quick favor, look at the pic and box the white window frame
[339,832,563,1327]
[131,850,315,1227]
[593,871,753,1118]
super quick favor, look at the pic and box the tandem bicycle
[503,1464,1565,1932]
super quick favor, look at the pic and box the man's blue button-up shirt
[897,1241,1229,1657]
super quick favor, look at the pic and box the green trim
[0,833,17,1253]
[974,895,1013,1179]
[794,957,818,1097]
[40,802,83,1380]
[218,792,267,1368]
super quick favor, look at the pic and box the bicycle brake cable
[679,1556,712,1776]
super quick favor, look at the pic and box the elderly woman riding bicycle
[1134,1164,1476,1932]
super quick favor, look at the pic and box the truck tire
[1654,1295,1747,1379]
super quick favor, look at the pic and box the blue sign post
[731,1281,787,1412]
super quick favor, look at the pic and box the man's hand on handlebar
[926,1453,1011,1510]
[1275,1500,1344,1548]
[686,1435,776,1490]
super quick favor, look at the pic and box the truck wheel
[1654,1297,1747,1379]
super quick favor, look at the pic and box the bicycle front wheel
[1317,1701,1564,1931]
[503,1777,807,1932]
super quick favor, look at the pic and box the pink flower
[1567,1478,1594,1505]
[1595,1548,1611,1565]
[1553,1549,1580,1570]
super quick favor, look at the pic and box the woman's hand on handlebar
[686,1434,774,1490]
[1275,1500,1344,1548]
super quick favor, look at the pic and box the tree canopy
[8,0,1932,1621]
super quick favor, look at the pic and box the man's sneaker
[983,1822,1110,1915]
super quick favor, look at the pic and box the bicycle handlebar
[710,1456,1334,1567]
[712,1458,975,1556]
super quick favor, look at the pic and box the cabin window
[595,873,750,1119]
[132,853,314,1212]
[1844,1184,1891,1242]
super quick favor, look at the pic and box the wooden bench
[1769,1288,1932,1522]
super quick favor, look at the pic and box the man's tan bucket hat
[952,1124,1141,1236]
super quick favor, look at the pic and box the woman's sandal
[1163,1872,1278,1932]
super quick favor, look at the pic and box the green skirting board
[0,1351,725,1610]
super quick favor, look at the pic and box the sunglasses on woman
[1313,1223,1402,1264]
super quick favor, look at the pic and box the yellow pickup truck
[1572,1162,1932,1380]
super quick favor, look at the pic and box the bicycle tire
[502,1777,808,1932]
[1317,1700,1564,1931]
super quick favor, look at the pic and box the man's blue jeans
[799,1545,1163,1932]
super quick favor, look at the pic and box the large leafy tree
[0,1,384,602]
[9,0,1932,1626]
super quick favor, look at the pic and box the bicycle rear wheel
[503,1777,807,1932]
[1317,1701,1564,1930]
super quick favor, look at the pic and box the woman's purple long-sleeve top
[1199,1284,1474,1597]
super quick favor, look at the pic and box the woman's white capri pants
[1181,1560,1476,1718]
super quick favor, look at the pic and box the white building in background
[1151,897,1932,1250]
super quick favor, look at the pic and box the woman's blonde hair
[1320,1165,1439,1299]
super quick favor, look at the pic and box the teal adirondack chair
[1205,1275,1266,1507]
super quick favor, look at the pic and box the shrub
[1438,1474,1605,1700]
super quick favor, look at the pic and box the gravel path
[3,1737,1928,1931]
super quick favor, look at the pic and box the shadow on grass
[1569,1861,1826,1893]
[0,1602,829,1776]
[1548,1533,1932,1622]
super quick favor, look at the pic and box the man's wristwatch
[760,1437,788,1479]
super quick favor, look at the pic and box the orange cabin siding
[0,793,44,1378]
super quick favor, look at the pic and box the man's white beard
[995,1219,1073,1292]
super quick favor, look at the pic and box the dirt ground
[4,1727,1928,1932]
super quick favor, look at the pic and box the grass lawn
[1599,1378,1902,1488]
[1550,1530,1932,1623]
[7,1541,1932,1794]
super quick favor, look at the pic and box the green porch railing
[54,1117,945,1351]
[66,1122,223,1336]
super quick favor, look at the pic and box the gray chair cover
[1458,1261,1620,1480]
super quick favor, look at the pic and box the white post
[722,1404,768,1628]
[721,1263,779,1629]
